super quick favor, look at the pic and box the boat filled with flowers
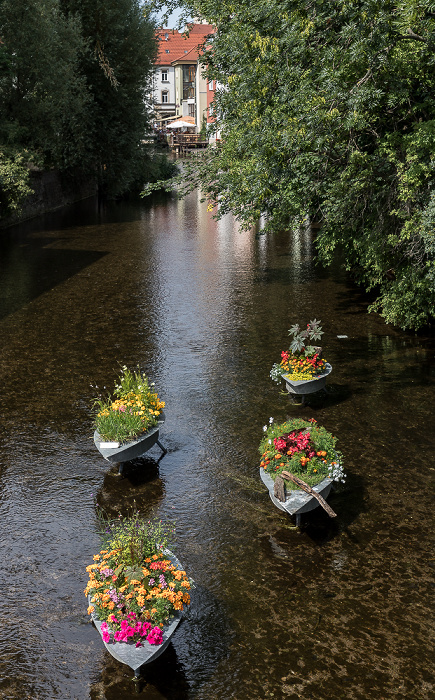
[270,319,331,396]
[85,510,193,676]
[92,366,166,462]
[259,417,345,518]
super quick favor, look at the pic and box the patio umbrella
[166,120,195,129]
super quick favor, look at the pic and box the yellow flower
[87,605,95,615]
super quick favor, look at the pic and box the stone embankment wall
[0,168,97,228]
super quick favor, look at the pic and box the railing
[170,134,209,151]
[172,134,203,144]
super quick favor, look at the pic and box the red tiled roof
[155,24,214,65]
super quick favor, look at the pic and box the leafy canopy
[145,0,435,330]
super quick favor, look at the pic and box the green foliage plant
[270,319,327,383]
[259,417,345,489]
[93,366,165,443]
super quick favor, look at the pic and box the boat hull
[282,363,332,395]
[94,412,165,462]
[89,548,186,674]
[260,468,333,516]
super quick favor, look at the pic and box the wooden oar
[276,470,337,518]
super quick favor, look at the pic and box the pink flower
[114,631,123,642]
[102,631,110,643]
[119,405,126,412]
[146,627,163,645]
[140,621,152,636]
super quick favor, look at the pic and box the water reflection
[0,190,434,698]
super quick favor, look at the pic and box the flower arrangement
[93,366,165,444]
[259,417,345,487]
[85,510,192,648]
[270,319,327,383]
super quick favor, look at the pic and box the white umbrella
[167,120,195,129]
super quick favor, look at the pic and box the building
[152,23,215,133]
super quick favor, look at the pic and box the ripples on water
[0,192,434,699]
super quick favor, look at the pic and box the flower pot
[260,467,333,517]
[88,548,187,676]
[282,363,332,396]
[94,411,166,462]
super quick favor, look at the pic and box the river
[0,191,434,699]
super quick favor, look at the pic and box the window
[161,90,168,104]
[182,65,196,100]
[188,103,195,118]
[165,49,170,54]
[208,80,213,90]
[161,69,168,82]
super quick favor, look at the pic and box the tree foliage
[147,0,435,330]
[0,0,159,215]
[60,0,158,196]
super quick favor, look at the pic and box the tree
[60,0,158,196]
[0,0,91,215]
[0,0,160,215]
[147,0,435,330]
[0,0,92,165]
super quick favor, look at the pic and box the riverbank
[0,168,96,229]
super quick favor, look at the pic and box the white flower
[263,425,267,432]
[268,439,272,444]
[269,417,274,424]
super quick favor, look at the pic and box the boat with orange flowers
[88,548,189,678]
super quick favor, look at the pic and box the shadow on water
[258,470,366,548]
[281,382,354,410]
[96,457,165,518]
[90,584,233,699]
[0,241,108,320]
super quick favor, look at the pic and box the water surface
[0,192,434,699]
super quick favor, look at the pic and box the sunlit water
[0,191,434,699]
